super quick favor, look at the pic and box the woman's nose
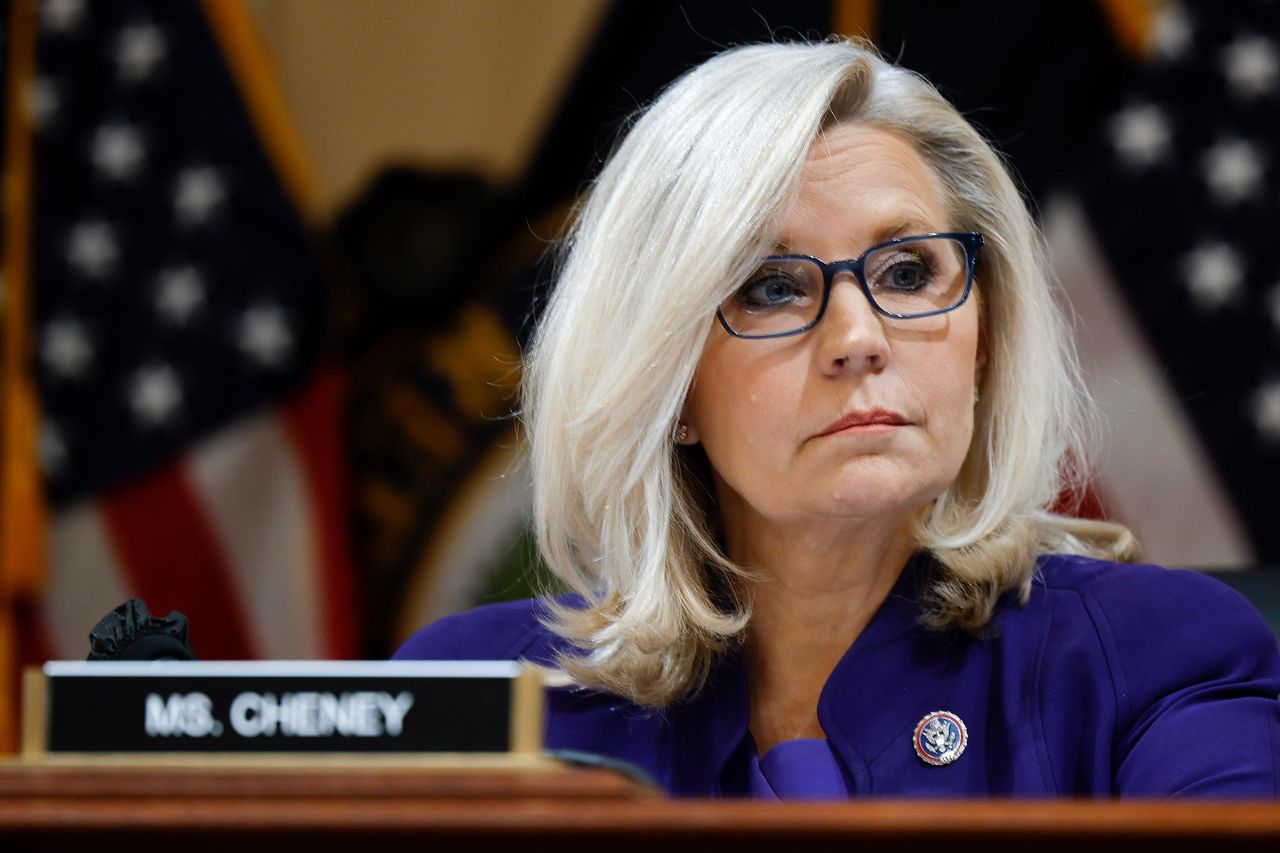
[813,274,890,375]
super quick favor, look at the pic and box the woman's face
[684,124,984,533]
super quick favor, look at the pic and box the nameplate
[24,661,545,756]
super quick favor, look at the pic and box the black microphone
[87,598,197,661]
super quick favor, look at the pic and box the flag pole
[833,0,877,42]
[199,0,322,222]
[0,0,46,754]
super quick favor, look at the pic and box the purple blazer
[394,554,1280,797]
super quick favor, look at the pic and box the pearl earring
[675,423,689,443]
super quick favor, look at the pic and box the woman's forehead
[776,126,950,251]
[772,217,938,254]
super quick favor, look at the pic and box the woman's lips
[817,408,911,437]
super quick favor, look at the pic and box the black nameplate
[36,661,536,754]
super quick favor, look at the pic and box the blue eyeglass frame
[716,231,985,339]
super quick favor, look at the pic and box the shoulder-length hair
[522,39,1135,707]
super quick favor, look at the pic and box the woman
[396,40,1280,797]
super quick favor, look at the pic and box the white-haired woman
[396,40,1280,798]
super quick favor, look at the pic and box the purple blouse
[746,738,852,799]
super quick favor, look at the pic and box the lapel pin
[913,710,967,766]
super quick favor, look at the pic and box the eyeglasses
[716,232,983,339]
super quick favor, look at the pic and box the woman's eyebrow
[870,218,935,243]
[772,218,940,257]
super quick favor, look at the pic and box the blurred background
[1,0,1278,750]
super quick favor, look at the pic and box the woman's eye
[889,262,925,290]
[877,254,932,291]
[739,274,809,308]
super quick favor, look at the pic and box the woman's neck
[724,504,917,755]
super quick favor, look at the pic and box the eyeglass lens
[720,236,969,337]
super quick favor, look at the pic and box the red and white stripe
[41,368,355,660]
[1044,196,1254,569]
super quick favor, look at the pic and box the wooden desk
[1,760,1278,852]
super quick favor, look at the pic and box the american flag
[8,0,355,664]
[1044,0,1280,568]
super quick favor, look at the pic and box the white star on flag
[66,220,119,279]
[39,421,68,477]
[92,123,146,181]
[174,166,227,225]
[1182,242,1244,309]
[155,266,206,324]
[29,78,59,131]
[116,23,168,82]
[1202,138,1265,204]
[237,304,293,368]
[128,364,183,426]
[1222,34,1279,98]
[1151,3,1192,63]
[1110,103,1172,169]
[40,0,86,34]
[42,318,94,380]
[1252,380,1280,442]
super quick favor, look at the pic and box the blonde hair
[522,39,1135,707]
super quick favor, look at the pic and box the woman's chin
[816,479,948,523]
